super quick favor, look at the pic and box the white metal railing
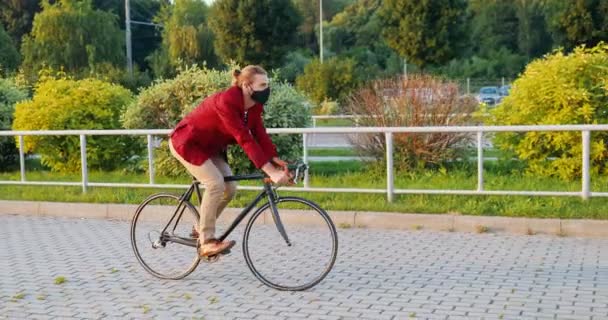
[1,125,607,201]
[311,114,473,128]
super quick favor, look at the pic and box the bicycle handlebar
[222,161,308,184]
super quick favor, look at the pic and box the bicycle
[130,162,338,291]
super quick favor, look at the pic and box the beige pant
[169,140,237,241]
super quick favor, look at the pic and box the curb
[1,200,607,238]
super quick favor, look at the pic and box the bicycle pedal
[201,254,221,263]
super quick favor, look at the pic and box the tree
[468,0,519,56]
[292,0,354,52]
[323,0,401,79]
[378,0,467,69]
[514,0,552,59]
[154,0,218,69]
[0,24,20,72]
[295,57,359,105]
[546,0,608,50]
[20,0,124,80]
[0,0,41,46]
[93,0,165,71]
[209,0,301,69]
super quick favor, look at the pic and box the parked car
[499,85,511,97]
[476,86,502,106]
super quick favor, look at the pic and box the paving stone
[1,215,607,319]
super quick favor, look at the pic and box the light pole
[125,0,133,74]
[125,0,163,76]
[319,0,323,63]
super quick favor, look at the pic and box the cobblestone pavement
[1,214,607,320]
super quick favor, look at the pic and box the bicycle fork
[265,184,292,246]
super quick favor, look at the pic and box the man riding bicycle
[168,65,291,258]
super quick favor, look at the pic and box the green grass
[1,159,608,219]
[313,118,354,127]
[308,148,358,157]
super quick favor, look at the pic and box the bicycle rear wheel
[130,193,200,280]
[243,196,338,291]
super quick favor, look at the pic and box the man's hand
[271,157,288,169]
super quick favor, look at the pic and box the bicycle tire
[130,193,200,280]
[242,196,338,291]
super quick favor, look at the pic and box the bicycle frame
[160,172,292,248]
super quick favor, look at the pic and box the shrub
[0,78,28,170]
[346,74,477,170]
[486,44,608,179]
[278,50,313,83]
[12,77,138,173]
[122,65,231,130]
[317,100,340,115]
[123,66,312,176]
[295,57,360,105]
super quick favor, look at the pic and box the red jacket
[169,85,278,168]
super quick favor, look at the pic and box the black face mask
[251,87,271,104]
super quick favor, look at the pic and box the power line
[125,0,164,75]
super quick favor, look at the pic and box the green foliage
[277,50,313,83]
[154,0,219,70]
[0,0,41,45]
[378,0,467,69]
[92,0,163,71]
[292,0,354,52]
[437,47,527,79]
[468,0,520,56]
[546,0,608,51]
[295,57,359,105]
[0,24,20,72]
[20,0,124,82]
[323,0,402,80]
[0,78,28,170]
[434,0,551,79]
[122,65,232,130]
[12,77,139,173]
[487,44,608,179]
[227,82,312,174]
[514,0,553,59]
[209,0,301,69]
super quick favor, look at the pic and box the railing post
[18,135,25,182]
[477,131,484,192]
[147,134,155,185]
[466,78,471,95]
[312,117,317,128]
[386,132,394,202]
[80,134,88,193]
[582,130,591,200]
[303,133,310,188]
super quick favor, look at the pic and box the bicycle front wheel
[130,193,200,280]
[243,196,338,291]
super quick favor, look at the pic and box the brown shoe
[198,239,236,257]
